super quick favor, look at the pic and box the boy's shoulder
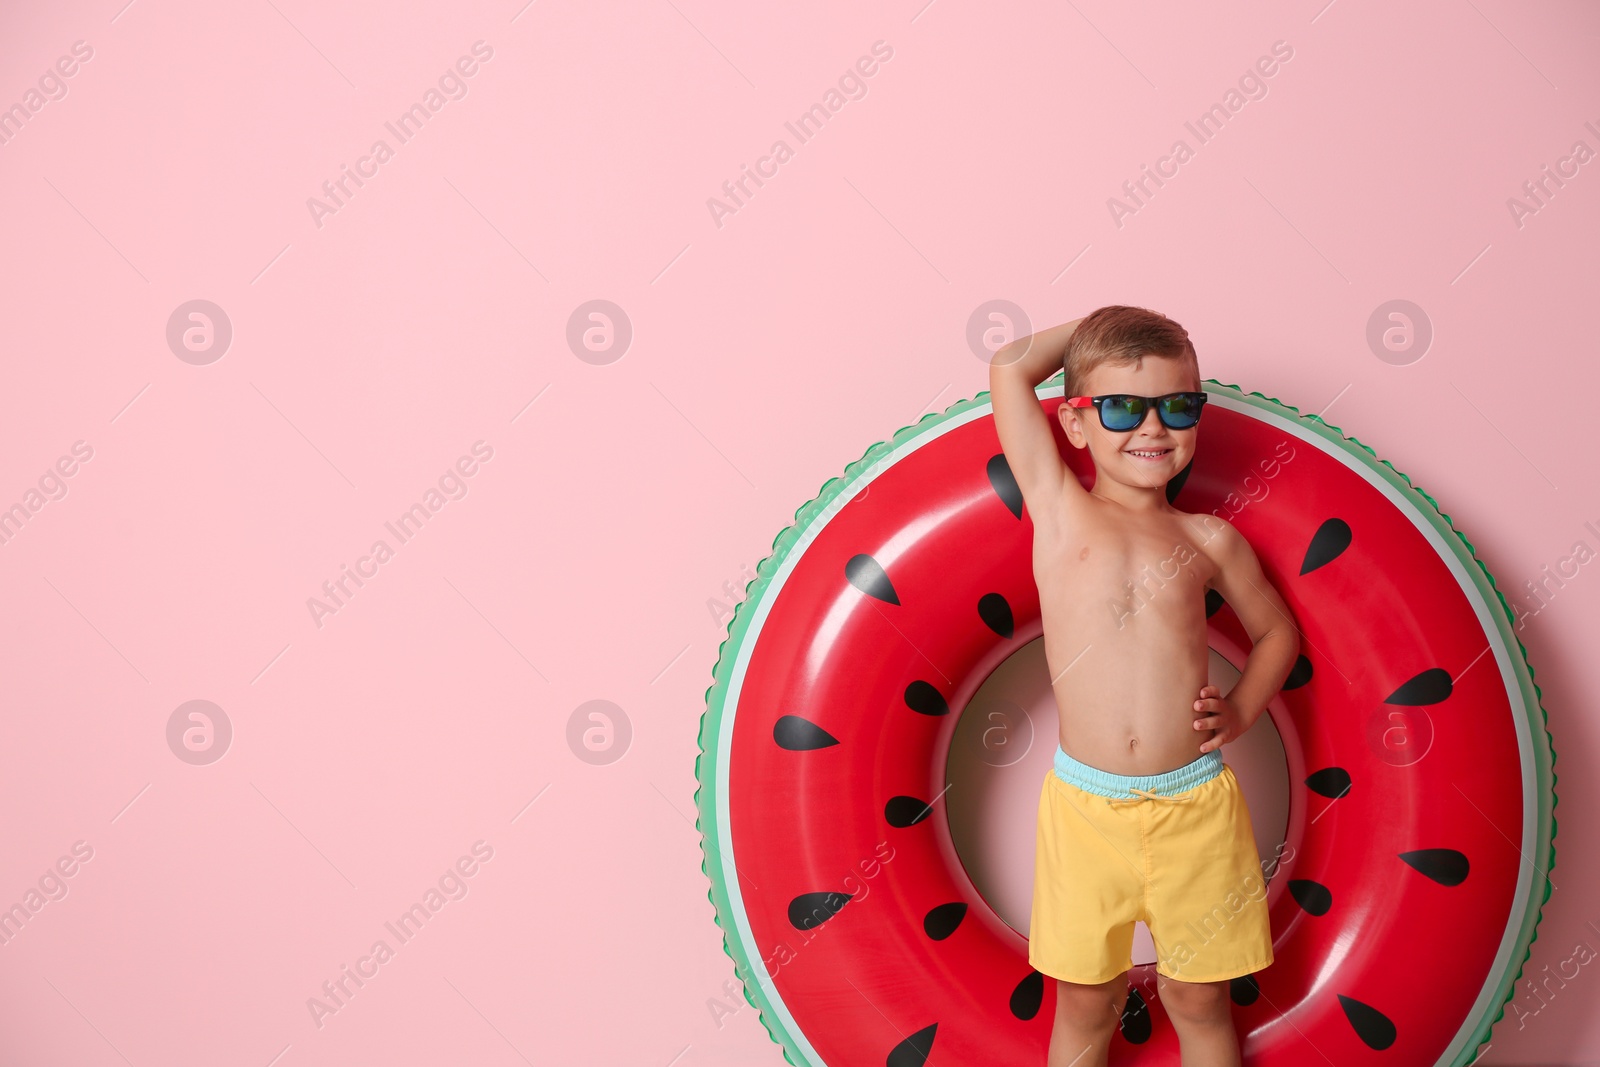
[1174,508,1249,556]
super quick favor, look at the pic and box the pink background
[0,1,1596,1064]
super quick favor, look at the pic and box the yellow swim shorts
[1028,745,1275,985]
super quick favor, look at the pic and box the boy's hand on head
[1192,684,1243,753]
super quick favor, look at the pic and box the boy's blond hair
[1062,305,1200,400]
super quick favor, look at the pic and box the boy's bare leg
[1156,973,1240,1067]
[1049,974,1129,1067]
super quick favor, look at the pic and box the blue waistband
[1053,745,1224,799]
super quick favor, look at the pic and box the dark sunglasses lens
[1101,396,1144,431]
[1159,394,1203,428]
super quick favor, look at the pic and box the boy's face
[1057,358,1201,493]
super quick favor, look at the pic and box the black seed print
[904,681,949,716]
[1010,970,1044,1020]
[1305,767,1352,799]
[1204,589,1225,618]
[1288,879,1333,916]
[923,902,967,941]
[1337,994,1397,1050]
[788,891,853,931]
[886,1023,939,1067]
[773,715,839,751]
[988,454,1023,519]
[1300,518,1352,575]
[978,592,1014,639]
[1230,974,1260,1006]
[1165,456,1194,504]
[885,796,935,828]
[1385,667,1452,706]
[1283,654,1313,690]
[845,553,900,605]
[1399,848,1469,886]
[1119,986,1152,1044]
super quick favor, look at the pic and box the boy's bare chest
[1033,512,1220,605]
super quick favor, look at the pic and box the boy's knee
[1054,976,1128,1032]
[1157,976,1229,1023]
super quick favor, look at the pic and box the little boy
[988,306,1301,1067]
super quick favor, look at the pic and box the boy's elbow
[1255,624,1298,660]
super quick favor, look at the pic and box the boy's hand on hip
[1193,685,1241,753]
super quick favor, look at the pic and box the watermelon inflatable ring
[696,375,1556,1066]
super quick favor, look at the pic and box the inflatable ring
[696,375,1556,1066]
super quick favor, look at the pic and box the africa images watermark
[0,440,95,548]
[706,561,759,630]
[0,39,95,148]
[1107,39,1295,228]
[706,40,895,229]
[307,840,495,1029]
[306,40,495,229]
[1507,519,1600,632]
[0,841,96,948]
[1505,119,1600,230]
[1109,537,1203,631]
[1506,921,1600,1031]
[306,441,495,629]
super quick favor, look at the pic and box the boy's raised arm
[988,319,1088,524]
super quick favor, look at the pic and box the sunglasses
[1065,392,1208,432]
